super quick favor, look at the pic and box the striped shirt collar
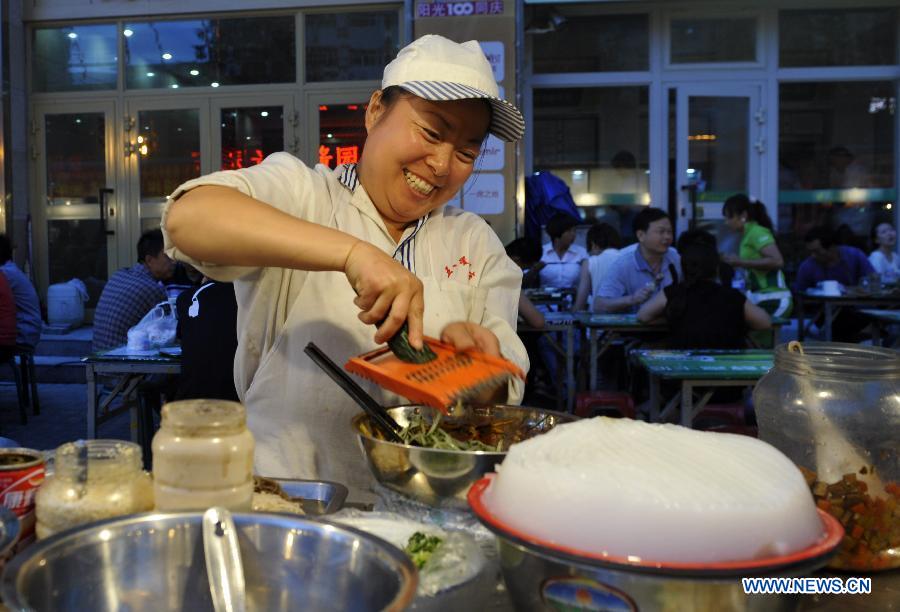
[336,163,429,273]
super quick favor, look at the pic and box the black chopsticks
[303,342,404,443]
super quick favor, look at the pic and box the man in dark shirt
[795,227,874,342]
[795,226,874,292]
[93,229,174,352]
[175,280,239,401]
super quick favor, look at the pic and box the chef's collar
[337,163,429,274]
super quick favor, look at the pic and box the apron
[241,266,487,501]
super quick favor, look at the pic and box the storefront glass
[780,8,897,67]
[32,25,118,92]
[533,86,649,239]
[45,113,106,205]
[670,17,756,64]
[305,12,399,82]
[318,103,368,169]
[137,109,201,202]
[777,81,896,275]
[123,17,295,89]
[526,9,648,73]
[220,107,284,170]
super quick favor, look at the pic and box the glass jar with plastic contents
[754,341,900,571]
[152,399,254,511]
[35,440,154,539]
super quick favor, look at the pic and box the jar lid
[776,341,900,378]
[160,400,247,435]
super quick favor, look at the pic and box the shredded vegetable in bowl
[398,413,504,452]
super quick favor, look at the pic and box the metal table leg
[86,364,97,439]
[566,326,575,413]
[649,374,661,422]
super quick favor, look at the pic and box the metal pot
[352,404,576,509]
[2,511,417,611]
[468,478,844,612]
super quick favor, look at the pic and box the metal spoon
[202,506,247,612]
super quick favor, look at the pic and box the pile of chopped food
[397,412,510,452]
[251,476,304,515]
[800,466,900,571]
[404,531,444,569]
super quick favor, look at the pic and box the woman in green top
[721,194,792,317]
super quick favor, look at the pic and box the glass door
[124,96,209,254]
[33,101,119,306]
[674,83,764,242]
[211,94,295,170]
[303,88,372,171]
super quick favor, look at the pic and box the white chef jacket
[161,153,527,500]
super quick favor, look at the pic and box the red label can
[0,449,45,541]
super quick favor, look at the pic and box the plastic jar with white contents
[35,440,154,539]
[152,399,255,511]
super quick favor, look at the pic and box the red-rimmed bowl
[468,476,844,612]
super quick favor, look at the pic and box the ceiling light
[67,32,78,39]
[123,29,133,37]
[211,82,220,88]
[260,111,268,117]
[162,52,172,60]
[189,69,199,76]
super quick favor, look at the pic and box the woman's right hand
[343,241,425,349]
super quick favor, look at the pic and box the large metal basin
[468,478,844,612]
[352,404,576,509]
[2,511,417,611]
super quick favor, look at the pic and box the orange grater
[344,337,525,413]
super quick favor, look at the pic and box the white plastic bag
[127,301,177,350]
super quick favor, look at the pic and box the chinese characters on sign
[417,1,504,18]
[319,145,360,168]
[222,148,266,170]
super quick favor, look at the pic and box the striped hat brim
[397,80,525,143]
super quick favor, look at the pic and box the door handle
[98,188,115,236]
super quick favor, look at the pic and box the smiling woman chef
[163,35,528,500]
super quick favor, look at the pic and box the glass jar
[152,399,254,511]
[754,342,900,571]
[35,440,153,539]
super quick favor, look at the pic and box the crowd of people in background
[508,193,900,398]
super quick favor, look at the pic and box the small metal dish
[352,404,576,509]
[272,478,349,515]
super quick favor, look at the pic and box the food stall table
[797,288,900,342]
[82,346,181,462]
[861,308,900,346]
[517,311,577,413]
[632,349,773,427]
[522,287,575,311]
[575,313,667,392]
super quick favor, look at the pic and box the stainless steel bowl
[2,511,417,611]
[469,479,844,612]
[352,404,576,509]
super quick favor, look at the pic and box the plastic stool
[693,403,745,428]
[574,391,635,419]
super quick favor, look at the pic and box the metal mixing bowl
[2,511,417,611]
[352,404,576,509]
[468,478,844,612]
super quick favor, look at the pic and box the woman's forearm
[166,185,357,272]
[737,257,781,272]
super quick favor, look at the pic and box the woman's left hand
[440,322,501,357]
[441,322,506,403]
